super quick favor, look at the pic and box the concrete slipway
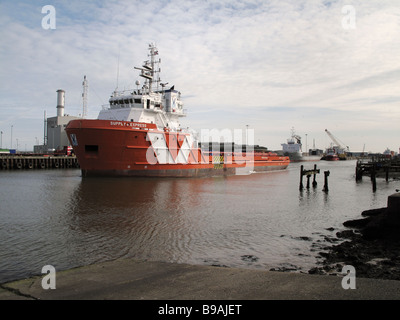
[1,258,399,300]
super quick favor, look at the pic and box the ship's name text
[110,121,147,128]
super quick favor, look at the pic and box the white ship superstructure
[98,43,186,131]
[281,128,321,162]
[281,128,302,159]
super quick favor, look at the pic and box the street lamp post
[305,133,308,155]
[246,125,249,146]
[11,125,13,149]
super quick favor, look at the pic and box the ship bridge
[97,43,186,131]
[107,88,185,115]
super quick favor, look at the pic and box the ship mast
[82,75,88,118]
[134,43,160,94]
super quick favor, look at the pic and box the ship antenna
[149,43,155,93]
[134,43,159,94]
[115,46,120,91]
[82,75,88,118]
[148,42,159,93]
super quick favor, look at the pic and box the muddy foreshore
[309,193,400,280]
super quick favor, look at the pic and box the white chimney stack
[56,89,65,117]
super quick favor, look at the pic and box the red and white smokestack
[56,89,65,117]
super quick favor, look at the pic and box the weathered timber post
[306,174,311,189]
[385,165,389,182]
[299,165,304,190]
[300,164,321,191]
[371,163,377,192]
[312,164,318,187]
[355,161,363,181]
[323,170,330,192]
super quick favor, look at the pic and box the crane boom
[325,129,349,151]
[325,129,341,147]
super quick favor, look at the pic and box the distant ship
[322,129,348,160]
[281,128,321,162]
[322,148,340,161]
[66,44,290,177]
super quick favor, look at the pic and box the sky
[0,0,399,153]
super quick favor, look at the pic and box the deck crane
[292,131,302,145]
[325,129,349,159]
[289,127,303,149]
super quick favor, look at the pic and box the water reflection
[61,170,319,272]
[64,177,209,264]
[1,162,396,283]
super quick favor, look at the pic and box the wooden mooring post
[299,164,320,191]
[323,170,330,192]
[371,163,377,192]
[355,158,400,191]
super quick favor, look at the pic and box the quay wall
[0,155,80,170]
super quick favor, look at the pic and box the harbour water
[0,160,398,284]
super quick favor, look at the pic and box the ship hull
[285,152,321,162]
[66,119,290,177]
[323,155,340,161]
[79,164,288,178]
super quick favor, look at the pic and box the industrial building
[34,89,80,153]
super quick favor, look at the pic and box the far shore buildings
[34,89,80,153]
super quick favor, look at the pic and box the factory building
[34,89,80,153]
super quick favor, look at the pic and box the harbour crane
[325,129,349,159]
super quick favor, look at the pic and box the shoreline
[1,257,400,300]
[2,193,399,300]
[310,192,400,280]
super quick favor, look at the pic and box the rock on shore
[310,193,400,280]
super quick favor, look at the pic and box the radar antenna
[134,43,160,93]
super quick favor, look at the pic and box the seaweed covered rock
[345,193,400,240]
[311,192,400,280]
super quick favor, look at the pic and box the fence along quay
[0,155,79,170]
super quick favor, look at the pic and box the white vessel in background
[281,128,322,162]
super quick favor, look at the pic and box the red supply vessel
[66,44,289,177]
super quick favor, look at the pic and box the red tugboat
[66,44,289,177]
[323,148,340,161]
